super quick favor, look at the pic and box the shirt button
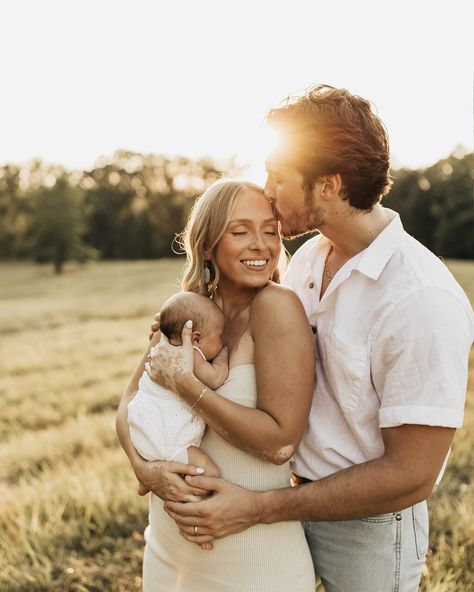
[308,281,315,289]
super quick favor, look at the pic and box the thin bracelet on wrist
[191,386,208,408]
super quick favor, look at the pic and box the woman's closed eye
[263,225,278,236]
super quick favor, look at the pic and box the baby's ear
[191,331,202,345]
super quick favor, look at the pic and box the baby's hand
[211,346,229,386]
[212,345,229,368]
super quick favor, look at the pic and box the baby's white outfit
[127,347,206,463]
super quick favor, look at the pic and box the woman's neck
[215,283,259,324]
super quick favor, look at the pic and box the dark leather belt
[291,472,312,486]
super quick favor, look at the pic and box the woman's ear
[191,331,202,345]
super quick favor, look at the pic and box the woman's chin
[221,267,274,290]
[240,275,272,289]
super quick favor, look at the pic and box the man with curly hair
[154,85,474,592]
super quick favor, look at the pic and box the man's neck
[321,203,390,260]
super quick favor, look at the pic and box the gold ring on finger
[194,525,198,535]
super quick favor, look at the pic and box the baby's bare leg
[187,446,220,478]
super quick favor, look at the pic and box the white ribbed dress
[142,364,315,591]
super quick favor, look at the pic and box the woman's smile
[240,258,270,271]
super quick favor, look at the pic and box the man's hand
[146,319,195,392]
[133,456,210,502]
[164,476,261,544]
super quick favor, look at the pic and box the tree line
[0,149,472,273]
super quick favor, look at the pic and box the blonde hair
[176,178,285,295]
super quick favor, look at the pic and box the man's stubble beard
[277,188,326,240]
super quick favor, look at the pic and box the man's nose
[264,177,275,201]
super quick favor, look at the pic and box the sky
[1,0,473,184]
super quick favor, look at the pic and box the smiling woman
[215,194,281,290]
[116,178,316,591]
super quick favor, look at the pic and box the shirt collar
[298,208,404,282]
[353,208,404,280]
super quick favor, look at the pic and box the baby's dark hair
[159,291,223,342]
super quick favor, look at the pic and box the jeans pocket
[412,501,429,559]
[360,512,396,524]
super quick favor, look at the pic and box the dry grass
[0,259,472,591]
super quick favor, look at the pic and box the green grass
[0,259,472,591]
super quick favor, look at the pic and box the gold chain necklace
[323,245,334,282]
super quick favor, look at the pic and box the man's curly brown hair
[267,84,393,210]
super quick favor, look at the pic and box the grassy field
[0,259,472,591]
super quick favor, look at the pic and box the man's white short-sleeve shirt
[283,209,474,481]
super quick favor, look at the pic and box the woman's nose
[249,232,267,251]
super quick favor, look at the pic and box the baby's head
[159,292,225,360]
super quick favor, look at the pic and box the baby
[127,291,227,479]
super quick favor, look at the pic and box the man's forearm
[258,424,454,523]
[258,457,430,524]
[168,426,453,542]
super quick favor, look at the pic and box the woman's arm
[115,332,209,501]
[149,285,315,464]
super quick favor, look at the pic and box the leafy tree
[80,150,240,259]
[427,153,474,258]
[385,168,438,251]
[386,152,474,259]
[30,176,94,273]
[0,164,29,258]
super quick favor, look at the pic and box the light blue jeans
[303,501,429,592]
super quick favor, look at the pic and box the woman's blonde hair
[176,178,286,296]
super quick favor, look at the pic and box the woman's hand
[149,312,160,341]
[146,320,195,392]
[132,455,210,502]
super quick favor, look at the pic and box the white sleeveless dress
[142,364,316,591]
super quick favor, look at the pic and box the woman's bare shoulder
[251,282,305,323]
[250,283,312,346]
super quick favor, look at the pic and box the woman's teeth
[242,259,267,267]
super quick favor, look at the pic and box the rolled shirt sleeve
[372,287,473,429]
